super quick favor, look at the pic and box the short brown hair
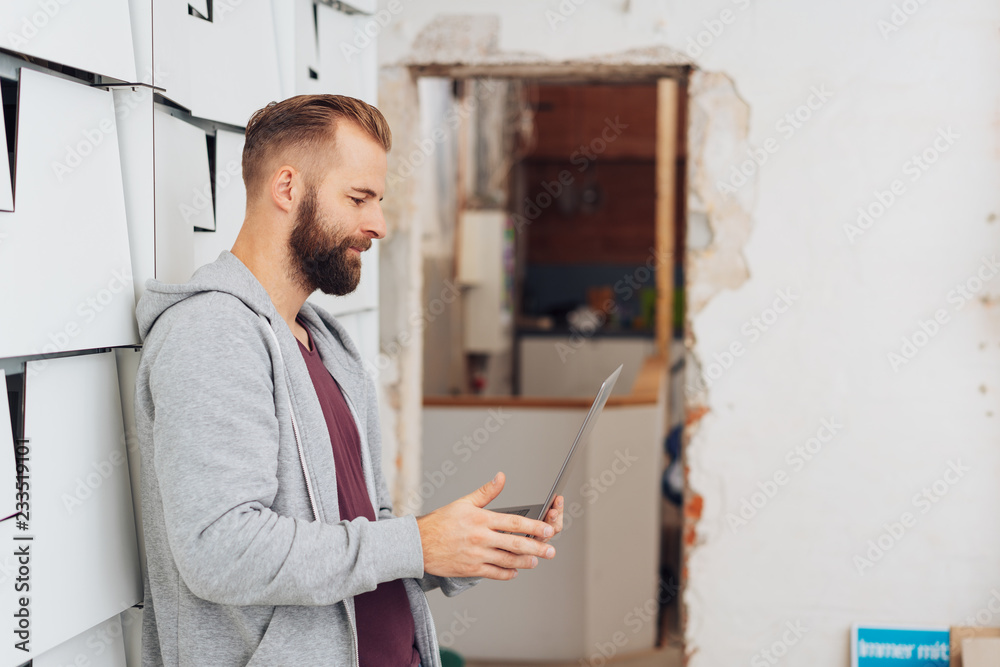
[241,94,392,197]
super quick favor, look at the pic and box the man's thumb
[465,472,504,508]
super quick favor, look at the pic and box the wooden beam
[655,79,679,357]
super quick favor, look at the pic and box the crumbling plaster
[376,4,1000,666]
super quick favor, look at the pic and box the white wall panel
[153,0,282,126]
[0,68,138,359]
[114,86,155,303]
[0,352,142,663]
[355,307,380,376]
[0,369,14,520]
[128,0,153,84]
[316,5,377,104]
[0,0,136,82]
[150,0,187,104]
[114,348,144,585]
[193,129,246,270]
[307,239,379,316]
[33,614,128,667]
[120,607,142,667]
[272,0,322,98]
[330,309,378,376]
[0,87,12,212]
[153,109,210,284]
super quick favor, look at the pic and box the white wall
[378,2,1000,665]
[0,1,385,664]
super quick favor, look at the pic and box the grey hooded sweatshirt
[134,250,478,666]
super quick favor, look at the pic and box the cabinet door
[153,0,282,126]
[193,129,246,271]
[0,0,136,82]
[0,68,138,359]
[0,352,142,663]
[32,615,128,667]
[153,109,210,284]
[316,5,378,104]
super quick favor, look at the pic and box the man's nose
[364,204,387,240]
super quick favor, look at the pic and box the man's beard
[288,186,372,296]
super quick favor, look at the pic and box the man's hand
[538,494,564,545]
[416,472,558,581]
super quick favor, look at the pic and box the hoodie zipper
[262,317,360,667]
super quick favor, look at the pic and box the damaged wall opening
[413,68,690,662]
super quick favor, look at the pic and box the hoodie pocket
[245,603,354,667]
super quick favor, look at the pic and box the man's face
[287,121,387,296]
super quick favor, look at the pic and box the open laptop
[490,364,623,526]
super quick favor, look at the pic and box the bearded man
[133,95,563,667]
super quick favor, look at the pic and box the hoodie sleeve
[359,367,482,597]
[145,293,424,607]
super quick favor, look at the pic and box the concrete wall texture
[375,1,1000,665]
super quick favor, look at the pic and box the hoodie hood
[136,250,280,343]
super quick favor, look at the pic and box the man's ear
[270,165,297,214]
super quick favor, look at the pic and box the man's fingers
[461,472,505,509]
[488,510,554,539]
[494,532,556,559]
[477,564,518,581]
[486,548,542,571]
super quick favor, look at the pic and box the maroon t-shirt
[295,316,421,667]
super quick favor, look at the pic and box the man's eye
[350,197,364,205]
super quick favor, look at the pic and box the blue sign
[852,625,950,667]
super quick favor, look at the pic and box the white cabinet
[152,109,210,284]
[153,0,282,126]
[0,68,138,359]
[0,0,136,82]
[0,352,142,663]
[422,396,664,662]
[316,5,378,104]
[457,210,511,354]
[193,129,247,270]
[33,614,128,667]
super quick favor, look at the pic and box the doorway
[413,70,690,659]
